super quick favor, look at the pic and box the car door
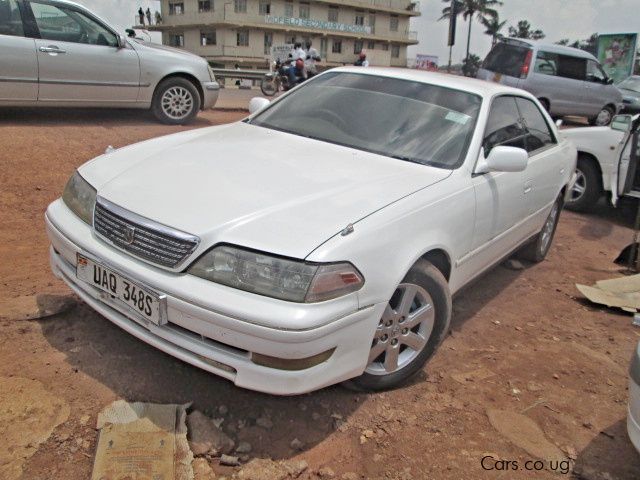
[26,0,140,103]
[0,0,38,102]
[584,59,611,117]
[537,52,587,116]
[613,119,640,203]
[514,96,565,218]
[468,96,529,273]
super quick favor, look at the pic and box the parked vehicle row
[1,0,218,124]
[478,38,623,126]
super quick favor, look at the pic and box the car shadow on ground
[0,107,215,127]
[573,418,640,479]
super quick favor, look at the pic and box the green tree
[555,39,570,46]
[462,53,482,77]
[508,20,545,40]
[481,13,507,46]
[440,0,503,72]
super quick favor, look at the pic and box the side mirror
[606,77,614,85]
[248,97,270,115]
[611,114,633,132]
[476,146,528,174]
[117,34,127,48]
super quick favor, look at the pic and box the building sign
[416,54,438,71]
[265,16,372,35]
[271,44,294,62]
[597,33,638,84]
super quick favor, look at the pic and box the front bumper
[201,81,220,110]
[627,342,640,452]
[45,200,383,395]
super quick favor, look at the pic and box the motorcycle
[260,59,306,97]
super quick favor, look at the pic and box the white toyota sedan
[45,68,576,395]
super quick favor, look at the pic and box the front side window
[390,15,398,32]
[249,72,482,169]
[236,29,249,47]
[328,7,338,22]
[515,97,556,153]
[234,0,246,14]
[332,39,341,54]
[483,96,527,154]
[586,60,607,83]
[0,0,24,37]
[169,1,184,15]
[30,2,117,46]
[198,1,211,12]
[299,2,310,19]
[200,30,216,46]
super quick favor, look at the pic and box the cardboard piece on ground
[577,273,640,313]
[92,400,194,480]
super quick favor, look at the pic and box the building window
[354,40,363,54]
[355,11,364,26]
[286,34,296,44]
[299,2,310,19]
[332,39,342,54]
[200,30,216,45]
[320,38,328,57]
[168,2,184,15]
[259,1,270,15]
[234,0,246,13]
[391,44,400,58]
[367,40,375,50]
[198,0,211,12]
[368,14,375,33]
[380,43,388,51]
[237,29,249,46]
[169,33,184,47]
[390,15,399,32]
[284,0,293,17]
[264,32,272,54]
[328,6,338,22]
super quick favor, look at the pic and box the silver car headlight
[62,171,96,225]
[188,245,364,303]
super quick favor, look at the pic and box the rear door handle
[39,46,66,54]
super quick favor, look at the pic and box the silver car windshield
[248,72,482,169]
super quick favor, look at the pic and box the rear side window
[0,0,24,37]
[535,51,586,80]
[515,98,556,153]
[482,43,531,77]
[483,96,527,154]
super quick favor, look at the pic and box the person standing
[145,7,152,25]
[138,7,145,26]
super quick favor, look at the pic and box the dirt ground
[1,106,640,480]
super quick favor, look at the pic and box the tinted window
[483,97,527,154]
[557,54,586,80]
[515,98,556,153]
[534,51,558,76]
[482,43,530,77]
[250,72,482,169]
[0,0,24,37]
[30,2,117,46]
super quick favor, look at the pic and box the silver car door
[0,0,37,101]
[616,121,640,201]
[28,1,140,104]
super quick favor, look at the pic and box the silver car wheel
[365,283,435,376]
[595,108,612,126]
[569,169,586,202]
[540,201,560,254]
[161,86,194,120]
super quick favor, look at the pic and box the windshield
[248,72,482,169]
[619,77,640,93]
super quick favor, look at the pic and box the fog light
[251,348,335,371]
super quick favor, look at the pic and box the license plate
[76,254,165,325]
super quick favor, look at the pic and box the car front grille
[93,198,199,269]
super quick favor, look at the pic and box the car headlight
[188,245,364,303]
[207,64,216,82]
[62,171,96,225]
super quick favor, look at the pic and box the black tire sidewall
[347,260,452,392]
[565,158,601,212]
[152,78,200,125]
[589,106,614,126]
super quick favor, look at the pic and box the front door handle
[524,181,533,194]
[39,45,66,54]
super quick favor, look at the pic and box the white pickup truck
[563,114,640,211]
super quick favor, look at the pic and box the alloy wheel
[365,283,435,375]
[540,201,560,254]
[570,169,586,202]
[161,86,194,120]
[595,108,612,126]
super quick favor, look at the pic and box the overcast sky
[73,0,639,64]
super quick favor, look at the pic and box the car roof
[500,37,597,60]
[330,66,533,100]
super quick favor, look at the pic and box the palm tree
[440,0,503,73]
[507,20,545,40]
[481,14,506,47]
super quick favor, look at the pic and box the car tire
[589,105,615,126]
[152,77,201,125]
[345,260,452,392]
[519,194,563,263]
[565,156,602,212]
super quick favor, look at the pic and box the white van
[478,38,623,126]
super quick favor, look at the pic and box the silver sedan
[0,0,219,124]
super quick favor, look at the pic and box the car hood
[619,87,640,100]
[80,122,451,260]
[131,39,204,61]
